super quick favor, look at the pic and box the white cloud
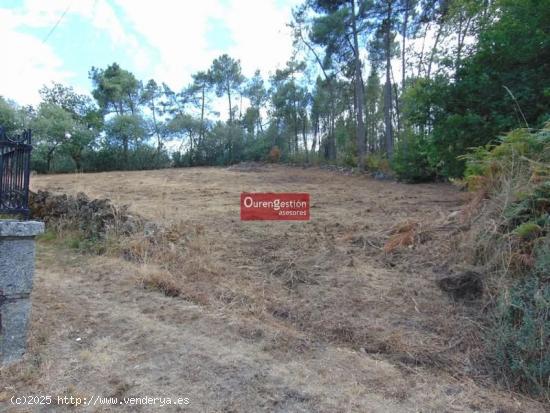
[112,0,301,119]
[112,0,224,89]
[0,0,300,109]
[0,0,141,105]
[19,0,133,46]
[0,8,73,104]
[223,0,299,78]
[112,0,300,86]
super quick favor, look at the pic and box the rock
[29,190,143,239]
[437,270,483,300]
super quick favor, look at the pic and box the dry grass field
[1,165,546,412]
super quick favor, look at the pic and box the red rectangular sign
[240,193,310,221]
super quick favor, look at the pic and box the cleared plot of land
[1,165,545,412]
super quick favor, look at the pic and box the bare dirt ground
[1,165,546,412]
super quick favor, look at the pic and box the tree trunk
[296,29,336,161]
[351,0,366,170]
[427,20,443,79]
[257,115,263,134]
[400,0,409,141]
[329,95,336,160]
[71,149,82,172]
[199,84,205,144]
[384,1,394,157]
[417,22,430,77]
[401,0,409,90]
[455,15,472,78]
[312,119,318,155]
[272,119,279,148]
[151,100,162,154]
[46,151,53,173]
[293,88,299,155]
[227,87,232,124]
[302,116,309,163]
[123,137,129,168]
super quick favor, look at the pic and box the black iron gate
[0,128,32,219]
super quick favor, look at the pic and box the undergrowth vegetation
[30,190,217,304]
[461,125,550,399]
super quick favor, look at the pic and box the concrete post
[0,220,44,364]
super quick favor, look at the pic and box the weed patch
[460,125,550,400]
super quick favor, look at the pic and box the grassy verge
[460,125,549,399]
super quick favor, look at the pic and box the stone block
[0,220,44,364]
[0,298,31,364]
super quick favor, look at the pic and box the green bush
[392,132,436,182]
[488,258,550,396]
[365,153,392,175]
[81,145,171,172]
[244,136,272,162]
[463,125,550,399]
[514,222,543,240]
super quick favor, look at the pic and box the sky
[0,0,301,106]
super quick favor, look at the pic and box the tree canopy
[0,0,545,179]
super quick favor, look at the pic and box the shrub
[366,153,392,175]
[268,146,281,163]
[243,136,271,162]
[461,125,550,399]
[488,270,550,396]
[341,151,357,168]
[513,222,542,240]
[391,132,436,182]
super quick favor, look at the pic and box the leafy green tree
[32,103,74,172]
[368,0,402,157]
[89,63,146,165]
[39,82,99,122]
[60,122,94,171]
[308,0,367,166]
[431,0,550,176]
[364,71,383,152]
[291,5,338,160]
[244,70,269,138]
[191,71,213,144]
[89,63,142,116]
[209,55,244,124]
[141,79,165,153]
[161,82,205,152]
[166,113,202,157]
[0,97,26,135]
[270,59,307,156]
[39,83,100,170]
[104,114,147,163]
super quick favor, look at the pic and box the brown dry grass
[0,165,546,412]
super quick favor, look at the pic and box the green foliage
[365,153,391,175]
[0,96,26,134]
[36,229,57,243]
[89,63,141,115]
[514,222,543,240]
[105,114,147,148]
[392,132,436,182]
[463,125,550,398]
[4,0,549,182]
[244,136,272,162]
[400,0,550,178]
[82,145,170,172]
[209,54,244,123]
[464,127,550,188]
[488,272,550,397]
